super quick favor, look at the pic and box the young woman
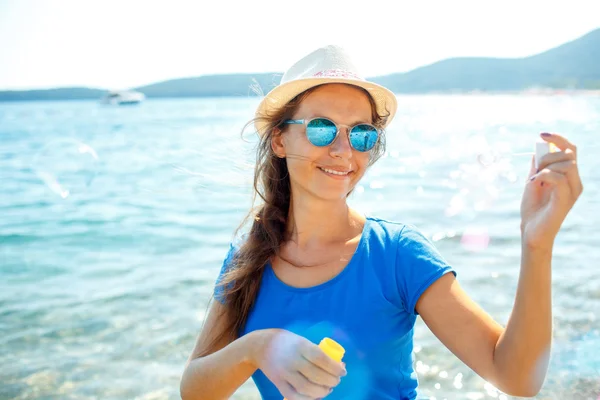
[180,45,583,400]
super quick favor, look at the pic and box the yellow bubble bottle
[283,337,345,400]
[318,337,345,362]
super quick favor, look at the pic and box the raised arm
[416,132,582,397]
[416,269,548,398]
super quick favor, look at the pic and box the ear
[271,127,286,158]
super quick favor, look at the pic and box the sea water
[1,95,599,399]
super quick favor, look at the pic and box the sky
[0,0,599,90]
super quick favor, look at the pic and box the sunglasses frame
[283,117,380,152]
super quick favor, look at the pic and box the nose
[329,127,353,160]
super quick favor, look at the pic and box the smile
[318,167,352,178]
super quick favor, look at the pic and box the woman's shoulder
[365,214,422,238]
[364,214,441,254]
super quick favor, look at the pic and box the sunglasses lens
[306,118,337,146]
[350,124,379,151]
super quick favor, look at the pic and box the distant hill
[135,73,280,97]
[1,27,598,102]
[371,27,600,92]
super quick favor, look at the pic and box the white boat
[101,90,145,105]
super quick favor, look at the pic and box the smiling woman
[271,84,380,203]
[179,45,584,400]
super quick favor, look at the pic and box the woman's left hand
[520,132,584,249]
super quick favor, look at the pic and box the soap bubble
[31,138,99,199]
[444,139,521,218]
[133,143,254,196]
[443,166,501,218]
[124,121,257,197]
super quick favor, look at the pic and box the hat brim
[253,77,397,135]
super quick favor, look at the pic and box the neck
[286,195,362,249]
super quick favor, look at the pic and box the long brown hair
[202,84,391,354]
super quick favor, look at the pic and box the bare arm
[181,299,346,400]
[416,248,552,398]
[415,274,506,392]
[492,245,553,395]
[416,133,582,397]
[180,300,268,400]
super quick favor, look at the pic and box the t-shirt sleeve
[214,243,238,304]
[394,224,457,316]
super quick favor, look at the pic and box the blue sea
[1,96,599,400]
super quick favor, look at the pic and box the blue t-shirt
[215,216,456,400]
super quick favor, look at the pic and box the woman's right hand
[250,329,347,399]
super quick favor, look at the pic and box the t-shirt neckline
[265,216,372,293]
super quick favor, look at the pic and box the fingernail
[541,132,551,137]
[530,176,536,181]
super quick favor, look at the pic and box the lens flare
[459,227,491,252]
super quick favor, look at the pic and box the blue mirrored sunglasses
[283,117,380,152]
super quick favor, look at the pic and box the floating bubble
[475,140,513,167]
[476,151,497,167]
[444,157,512,218]
[31,138,99,199]
[135,145,254,196]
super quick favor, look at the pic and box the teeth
[320,167,349,176]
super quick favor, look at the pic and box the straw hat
[254,45,398,134]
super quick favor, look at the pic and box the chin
[316,186,354,201]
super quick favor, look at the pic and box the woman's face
[272,84,375,202]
